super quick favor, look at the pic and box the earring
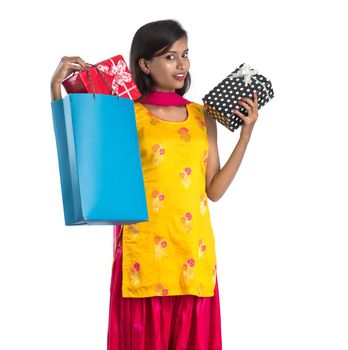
[145,69,151,74]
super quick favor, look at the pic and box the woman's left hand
[233,90,259,139]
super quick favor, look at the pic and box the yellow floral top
[121,101,217,298]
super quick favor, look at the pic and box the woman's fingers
[233,108,246,122]
[62,56,87,70]
[238,99,253,113]
[72,56,88,69]
[63,56,88,76]
[253,91,258,108]
[51,56,87,85]
[232,91,259,135]
[235,91,259,117]
[238,91,258,109]
[67,61,83,71]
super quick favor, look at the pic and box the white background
[1,0,348,349]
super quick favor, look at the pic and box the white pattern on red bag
[97,58,133,97]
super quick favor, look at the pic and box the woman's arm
[206,117,249,202]
[51,82,62,101]
[205,92,259,201]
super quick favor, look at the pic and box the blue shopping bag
[51,93,148,225]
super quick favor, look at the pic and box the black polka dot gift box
[202,63,274,132]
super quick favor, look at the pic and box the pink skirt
[107,226,222,350]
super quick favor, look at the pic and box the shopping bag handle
[67,63,121,101]
[84,63,121,101]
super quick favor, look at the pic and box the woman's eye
[166,53,189,60]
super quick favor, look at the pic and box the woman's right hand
[50,56,87,101]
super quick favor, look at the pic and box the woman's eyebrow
[166,49,189,53]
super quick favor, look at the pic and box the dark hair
[129,19,191,101]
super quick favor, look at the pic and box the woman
[50,19,259,350]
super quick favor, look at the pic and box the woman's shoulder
[134,100,144,110]
[133,101,149,116]
[188,101,204,115]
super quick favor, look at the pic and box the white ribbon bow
[227,63,258,85]
[227,63,271,101]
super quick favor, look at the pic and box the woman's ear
[138,58,150,74]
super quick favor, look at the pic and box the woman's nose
[177,58,186,70]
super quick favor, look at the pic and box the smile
[173,73,186,81]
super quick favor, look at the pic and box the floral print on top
[121,101,217,298]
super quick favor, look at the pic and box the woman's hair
[129,19,191,100]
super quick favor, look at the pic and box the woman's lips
[173,74,185,81]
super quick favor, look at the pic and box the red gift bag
[62,55,141,100]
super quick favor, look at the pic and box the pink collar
[140,90,191,106]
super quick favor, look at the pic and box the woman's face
[139,36,190,92]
